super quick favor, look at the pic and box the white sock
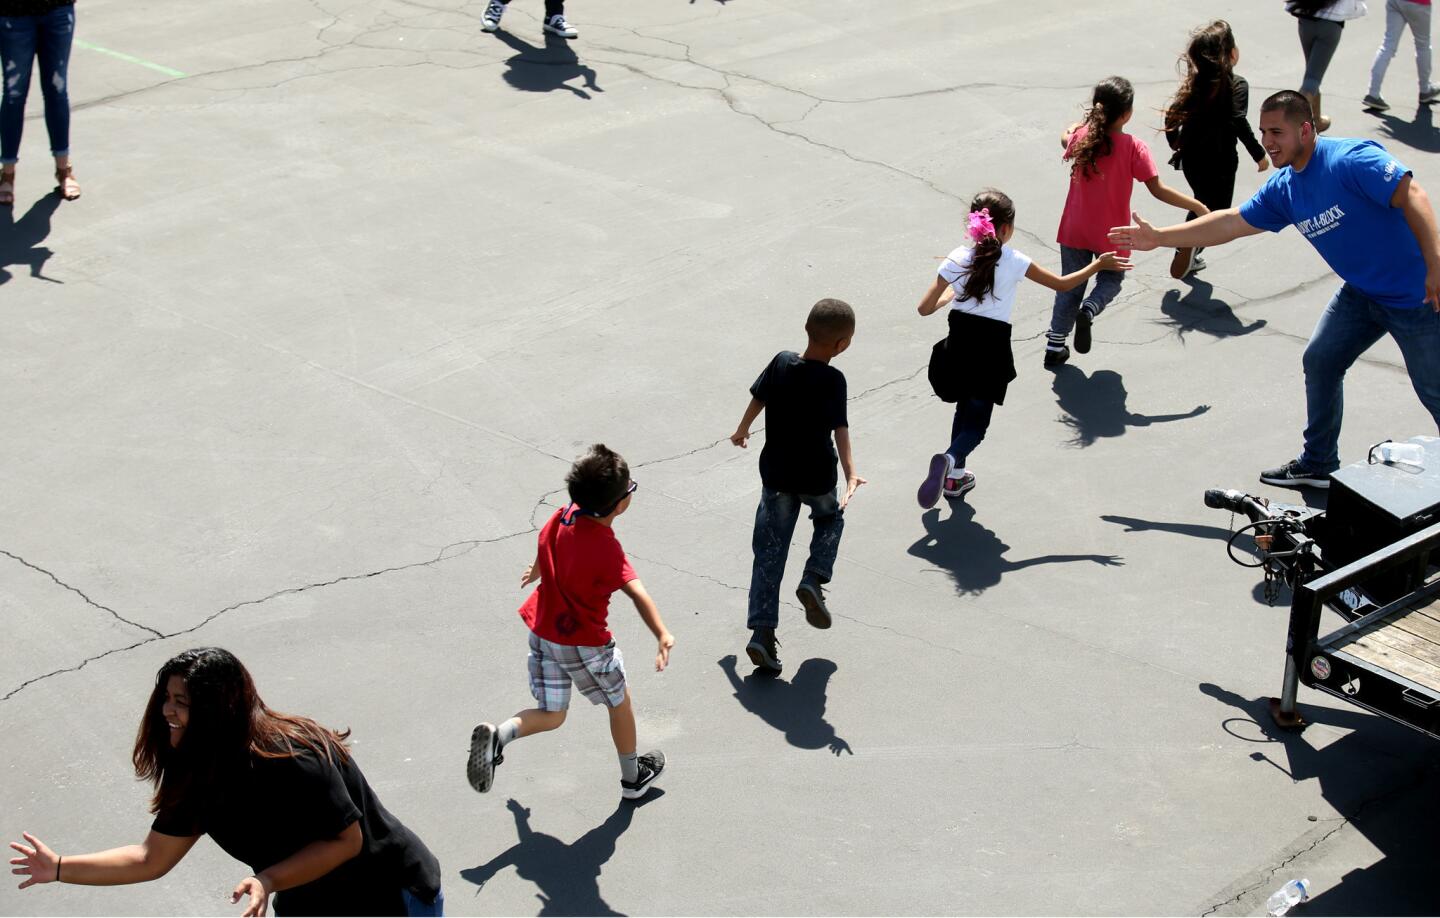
[497,717,521,747]
[619,752,639,783]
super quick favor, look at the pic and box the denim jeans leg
[946,396,994,466]
[1378,300,1440,435]
[402,886,444,916]
[1048,245,1092,338]
[799,491,843,585]
[0,15,39,165]
[1083,268,1126,317]
[1299,285,1386,473]
[544,0,565,18]
[747,489,801,629]
[34,5,72,157]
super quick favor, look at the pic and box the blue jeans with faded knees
[747,488,843,629]
[1299,283,1440,473]
[0,5,74,165]
[1048,245,1126,339]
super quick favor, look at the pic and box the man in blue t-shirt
[1109,90,1440,489]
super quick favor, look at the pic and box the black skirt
[927,310,1016,406]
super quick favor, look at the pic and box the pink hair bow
[967,207,996,242]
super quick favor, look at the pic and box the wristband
[56,855,62,883]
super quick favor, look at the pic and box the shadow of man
[1158,276,1266,341]
[719,654,852,755]
[494,30,601,99]
[460,794,662,916]
[1051,364,1210,447]
[0,191,61,285]
[1369,104,1440,154]
[908,504,1122,596]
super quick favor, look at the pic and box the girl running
[916,190,1131,507]
[1045,76,1207,368]
[8,648,443,916]
[1164,20,1270,279]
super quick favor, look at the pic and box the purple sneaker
[917,453,953,509]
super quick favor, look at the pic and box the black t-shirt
[0,0,74,16]
[152,744,440,916]
[750,351,847,495]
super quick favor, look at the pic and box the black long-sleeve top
[0,0,73,15]
[1165,75,1267,169]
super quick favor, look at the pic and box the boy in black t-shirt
[730,299,864,672]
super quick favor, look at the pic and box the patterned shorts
[527,632,627,711]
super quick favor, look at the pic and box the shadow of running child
[1051,364,1209,447]
[0,191,61,286]
[719,654,852,755]
[461,794,662,916]
[494,30,601,99]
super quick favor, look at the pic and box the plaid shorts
[527,632,627,711]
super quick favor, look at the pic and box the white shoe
[543,14,577,38]
[481,0,505,32]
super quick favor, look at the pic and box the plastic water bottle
[1378,441,1425,468]
[1266,878,1310,916]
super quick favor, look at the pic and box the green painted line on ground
[74,39,186,79]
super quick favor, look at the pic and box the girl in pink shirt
[1044,77,1207,368]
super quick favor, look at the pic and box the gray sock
[497,718,520,747]
[619,752,639,783]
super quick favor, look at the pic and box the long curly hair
[1164,21,1237,138]
[1068,77,1135,180]
[955,190,1015,307]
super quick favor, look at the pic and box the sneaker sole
[1169,247,1194,279]
[467,723,496,793]
[796,582,832,630]
[1259,473,1330,490]
[745,641,782,672]
[542,26,577,37]
[916,453,949,509]
[1364,99,1390,111]
[481,22,499,31]
[621,754,665,799]
[1044,349,1069,369]
[1074,311,1092,354]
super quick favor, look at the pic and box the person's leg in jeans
[1046,245,1093,355]
[401,887,444,916]
[1369,0,1410,99]
[797,490,844,588]
[1378,300,1440,434]
[947,396,995,469]
[34,6,72,163]
[545,0,564,19]
[0,13,39,203]
[747,488,801,630]
[1299,285,1387,473]
[1080,260,1125,320]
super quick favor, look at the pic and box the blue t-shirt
[1239,137,1426,309]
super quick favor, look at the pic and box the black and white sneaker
[943,470,976,499]
[621,750,665,800]
[1189,255,1207,275]
[796,579,832,629]
[542,14,577,38]
[467,722,503,793]
[1362,93,1390,112]
[1421,84,1440,105]
[1259,459,1330,490]
[746,628,782,672]
[1044,344,1070,369]
[1074,305,1095,354]
[481,0,505,32]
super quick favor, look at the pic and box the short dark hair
[1260,90,1313,126]
[805,298,855,343]
[566,443,630,513]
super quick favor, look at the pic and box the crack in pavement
[1,549,163,638]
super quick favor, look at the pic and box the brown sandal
[0,169,14,207]
[55,165,80,201]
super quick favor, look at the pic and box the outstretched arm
[8,830,197,889]
[1108,208,1263,252]
[1025,252,1132,293]
[916,274,952,316]
[621,578,673,671]
[730,397,764,447]
[834,427,865,509]
[1144,176,1210,217]
[1394,174,1440,309]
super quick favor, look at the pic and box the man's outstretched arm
[1108,208,1264,252]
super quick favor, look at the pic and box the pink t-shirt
[1056,126,1158,256]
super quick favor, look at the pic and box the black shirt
[1166,75,1267,168]
[750,351,847,495]
[152,745,441,916]
[0,0,74,16]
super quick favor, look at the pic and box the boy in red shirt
[467,444,675,800]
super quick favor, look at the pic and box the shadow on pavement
[719,654,852,754]
[1368,104,1440,154]
[1198,681,1439,915]
[1051,365,1210,447]
[494,30,601,99]
[1158,276,1266,341]
[909,504,1122,596]
[0,191,61,285]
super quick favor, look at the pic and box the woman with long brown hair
[8,647,442,915]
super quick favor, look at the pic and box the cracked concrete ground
[3,0,1439,914]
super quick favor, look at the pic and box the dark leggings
[1181,156,1238,253]
[501,0,565,16]
[946,397,995,467]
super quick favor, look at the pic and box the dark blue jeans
[947,396,994,467]
[402,886,444,916]
[1049,244,1126,338]
[747,488,843,629]
[0,5,74,165]
[1300,283,1440,473]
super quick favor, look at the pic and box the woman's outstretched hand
[8,832,59,889]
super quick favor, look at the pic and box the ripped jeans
[1,4,74,165]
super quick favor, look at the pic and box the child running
[915,190,1132,506]
[1164,20,1270,279]
[730,299,863,673]
[1045,76,1209,368]
[468,444,674,801]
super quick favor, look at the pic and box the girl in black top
[8,648,442,916]
[1163,20,1269,279]
[0,0,81,205]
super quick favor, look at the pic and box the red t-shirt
[519,507,637,646]
[1057,126,1158,256]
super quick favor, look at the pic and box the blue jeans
[747,488,843,629]
[1300,283,1440,473]
[402,886,444,916]
[947,396,994,467]
[0,5,74,165]
[1048,245,1126,338]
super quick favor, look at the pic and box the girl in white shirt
[914,190,1129,507]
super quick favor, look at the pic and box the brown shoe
[0,169,13,206]
[55,165,80,200]
[1169,247,1194,279]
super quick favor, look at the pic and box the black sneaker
[1074,307,1094,354]
[467,723,503,793]
[796,579,832,629]
[1259,459,1330,490]
[1044,345,1070,369]
[621,750,665,800]
[746,628,782,672]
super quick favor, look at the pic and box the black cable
[1226,519,1275,568]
